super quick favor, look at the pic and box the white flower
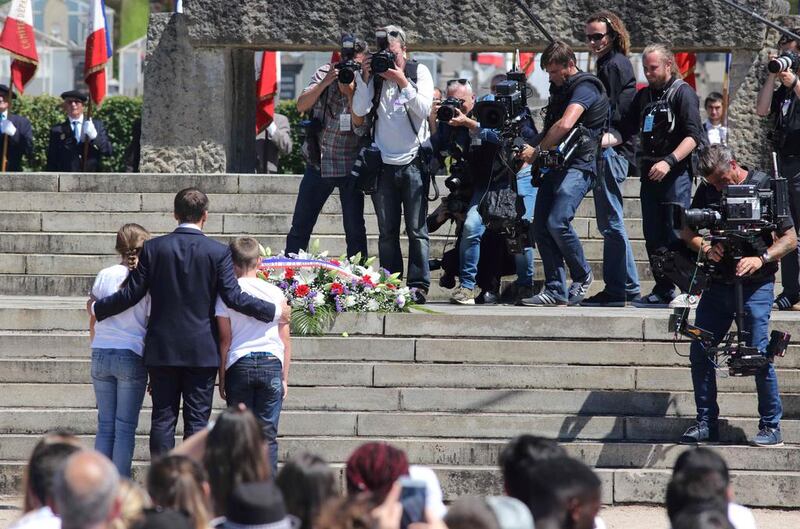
[367,270,381,284]
[314,292,325,305]
[396,295,406,308]
[367,299,380,311]
[345,295,357,307]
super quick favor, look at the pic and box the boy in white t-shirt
[215,237,291,476]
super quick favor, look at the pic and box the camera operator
[678,144,795,446]
[517,40,609,306]
[353,25,434,304]
[433,80,537,305]
[756,29,800,311]
[285,35,369,260]
[580,10,641,307]
[616,44,705,308]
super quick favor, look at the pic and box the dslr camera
[436,97,465,122]
[336,35,362,84]
[768,50,800,74]
[371,30,396,75]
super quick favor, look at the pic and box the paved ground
[1,497,797,529]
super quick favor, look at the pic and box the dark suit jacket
[2,114,34,171]
[94,227,278,368]
[46,118,113,172]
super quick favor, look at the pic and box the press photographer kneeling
[677,144,796,446]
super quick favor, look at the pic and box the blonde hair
[115,223,150,256]
[147,455,212,529]
[642,44,675,69]
[110,480,152,529]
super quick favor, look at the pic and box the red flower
[330,259,341,266]
[295,284,310,297]
[285,268,295,280]
[331,282,345,295]
[387,283,397,290]
[360,276,375,287]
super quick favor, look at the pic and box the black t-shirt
[770,85,800,156]
[596,50,636,164]
[690,170,794,282]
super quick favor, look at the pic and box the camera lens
[444,175,462,192]
[437,105,455,122]
[338,67,355,84]
[768,56,792,74]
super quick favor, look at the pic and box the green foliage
[276,100,306,174]
[11,95,141,172]
[119,0,150,47]
[290,304,336,336]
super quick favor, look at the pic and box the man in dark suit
[46,90,113,172]
[0,84,34,171]
[92,188,289,456]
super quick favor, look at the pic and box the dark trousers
[285,164,368,259]
[640,171,692,298]
[147,366,217,457]
[778,155,800,300]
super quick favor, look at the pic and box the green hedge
[11,95,142,173]
[276,100,305,174]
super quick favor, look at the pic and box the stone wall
[142,0,792,172]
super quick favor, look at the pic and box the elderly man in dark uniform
[0,84,34,171]
[46,90,112,172]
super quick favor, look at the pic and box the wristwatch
[760,251,771,264]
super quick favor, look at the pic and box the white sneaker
[669,293,700,309]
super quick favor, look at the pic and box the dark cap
[136,509,194,529]
[222,481,298,529]
[0,84,15,98]
[60,90,88,103]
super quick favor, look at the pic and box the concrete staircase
[0,173,798,508]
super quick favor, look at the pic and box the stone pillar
[140,14,256,173]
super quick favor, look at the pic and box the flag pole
[81,98,92,172]
[1,82,12,172]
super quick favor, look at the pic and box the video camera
[473,70,529,131]
[768,50,800,74]
[336,35,362,84]
[371,30,396,75]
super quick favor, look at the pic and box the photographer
[678,144,795,446]
[517,40,609,306]
[353,25,434,304]
[756,29,800,310]
[617,44,704,309]
[433,80,537,305]
[285,35,369,260]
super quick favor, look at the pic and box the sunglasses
[447,79,469,86]
[586,33,608,43]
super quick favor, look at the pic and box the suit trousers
[147,366,217,457]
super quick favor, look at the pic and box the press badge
[340,113,351,132]
[643,113,655,133]
[783,99,791,117]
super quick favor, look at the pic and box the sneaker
[520,290,567,306]
[513,285,534,306]
[773,293,800,311]
[626,292,642,303]
[752,426,783,447]
[410,289,427,305]
[567,271,593,306]
[669,293,700,309]
[450,286,475,305]
[632,292,672,309]
[476,290,499,305]
[581,291,626,307]
[679,423,719,444]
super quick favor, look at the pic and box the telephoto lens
[768,55,793,74]
[338,67,355,84]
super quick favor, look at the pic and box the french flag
[0,0,39,93]
[85,0,113,106]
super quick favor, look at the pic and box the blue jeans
[640,170,692,298]
[225,353,284,477]
[372,158,430,290]
[532,166,593,301]
[689,281,783,430]
[286,164,367,259]
[595,148,640,297]
[91,348,147,477]
[459,168,536,290]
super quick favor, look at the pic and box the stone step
[0,409,795,444]
[3,383,799,418]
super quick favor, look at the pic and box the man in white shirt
[703,92,728,145]
[353,25,434,303]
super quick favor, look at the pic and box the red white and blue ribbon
[260,257,360,280]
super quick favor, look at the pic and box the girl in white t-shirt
[216,237,291,477]
[88,223,151,478]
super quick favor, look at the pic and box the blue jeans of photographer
[372,158,430,290]
[689,280,783,430]
[595,148,640,298]
[459,167,537,290]
[91,348,147,477]
[533,166,593,301]
[225,353,284,476]
[286,164,368,259]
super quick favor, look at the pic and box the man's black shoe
[581,291,625,307]
[476,290,499,305]
[410,289,427,305]
[679,423,719,444]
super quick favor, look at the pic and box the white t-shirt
[728,502,757,529]
[9,506,60,529]
[704,120,728,145]
[91,264,150,356]
[215,277,286,370]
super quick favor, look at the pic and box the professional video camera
[659,154,792,377]
[473,70,529,131]
[336,35,362,84]
[436,97,465,122]
[371,30,396,75]
[768,50,800,74]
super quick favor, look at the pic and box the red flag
[0,0,39,93]
[84,0,112,105]
[256,52,278,134]
[675,52,697,90]
[519,52,535,76]
[330,51,341,63]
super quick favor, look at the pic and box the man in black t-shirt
[756,29,800,310]
[678,145,796,447]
